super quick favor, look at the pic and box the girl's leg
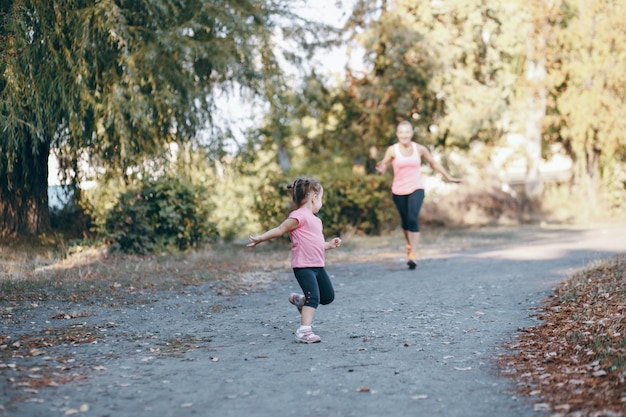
[316,268,335,306]
[293,268,320,326]
[293,268,335,326]
[292,268,328,343]
[301,306,315,327]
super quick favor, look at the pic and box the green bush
[103,176,218,254]
[319,173,397,237]
[252,177,294,238]
[252,171,397,238]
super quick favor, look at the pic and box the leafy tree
[280,0,525,173]
[0,0,333,238]
[544,0,626,209]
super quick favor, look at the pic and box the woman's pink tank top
[391,143,424,195]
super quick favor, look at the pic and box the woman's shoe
[407,251,417,270]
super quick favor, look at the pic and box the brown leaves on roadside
[1,324,104,398]
[154,335,210,355]
[1,324,103,360]
[499,254,626,416]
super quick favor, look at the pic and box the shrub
[103,176,218,254]
[317,173,397,237]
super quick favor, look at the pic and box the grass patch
[0,241,294,302]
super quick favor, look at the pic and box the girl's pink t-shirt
[288,207,325,268]
[391,142,425,195]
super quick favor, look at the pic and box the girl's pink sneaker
[295,328,321,343]
[288,293,305,313]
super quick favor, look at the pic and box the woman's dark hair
[286,177,322,207]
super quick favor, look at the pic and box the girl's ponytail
[287,177,321,207]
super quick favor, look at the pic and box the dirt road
[2,224,625,417]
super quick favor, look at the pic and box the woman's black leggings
[293,267,335,309]
[392,189,425,232]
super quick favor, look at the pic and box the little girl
[248,177,341,343]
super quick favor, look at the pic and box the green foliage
[600,153,626,214]
[165,144,281,242]
[85,143,277,245]
[103,175,218,254]
[252,170,396,238]
[317,172,397,237]
[334,0,522,152]
[544,0,626,205]
[252,176,294,237]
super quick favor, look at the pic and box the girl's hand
[247,235,262,247]
[330,237,342,249]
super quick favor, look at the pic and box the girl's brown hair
[286,177,322,207]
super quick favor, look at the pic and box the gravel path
[2,224,625,417]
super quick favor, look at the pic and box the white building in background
[47,152,98,211]
[47,154,70,211]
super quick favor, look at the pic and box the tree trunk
[0,135,51,238]
[584,130,601,209]
[524,0,547,206]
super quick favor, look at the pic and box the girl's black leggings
[293,267,335,309]
[392,188,425,232]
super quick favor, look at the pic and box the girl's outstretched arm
[248,218,299,247]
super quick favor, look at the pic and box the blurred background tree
[543,0,626,211]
